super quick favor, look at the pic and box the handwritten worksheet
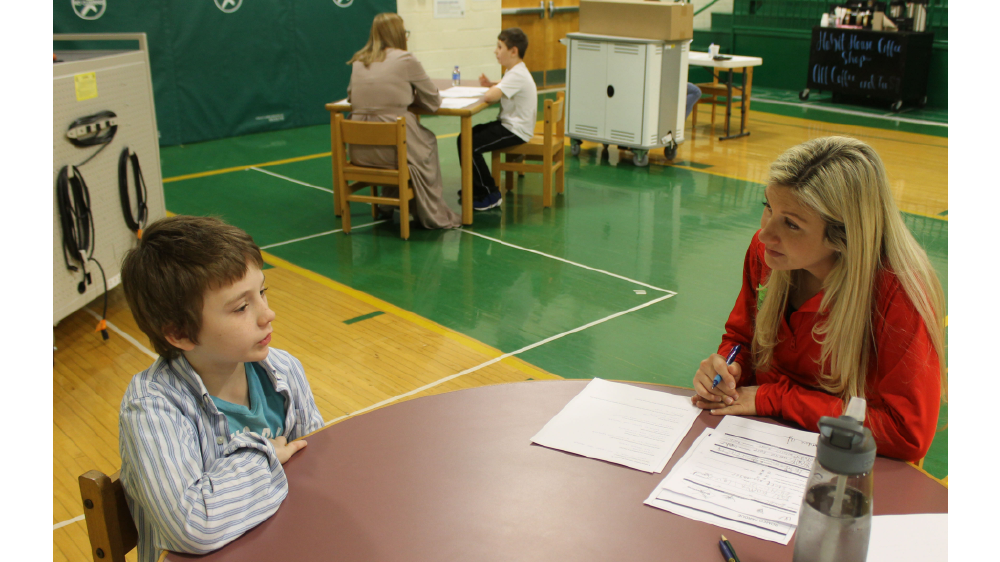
[531,378,701,473]
[645,416,819,544]
[646,429,797,543]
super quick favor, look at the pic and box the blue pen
[711,344,742,390]
[718,538,736,562]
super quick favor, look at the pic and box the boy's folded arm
[120,395,289,554]
[482,86,503,103]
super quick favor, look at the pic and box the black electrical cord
[56,165,110,340]
[67,110,118,167]
[118,147,149,237]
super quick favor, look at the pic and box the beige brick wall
[397,0,502,84]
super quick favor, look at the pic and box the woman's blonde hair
[348,12,407,67]
[754,136,946,402]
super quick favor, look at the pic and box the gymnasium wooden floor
[53,95,948,561]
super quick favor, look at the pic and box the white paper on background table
[530,378,701,473]
[866,514,947,561]
[440,87,489,98]
[439,98,481,109]
[645,416,819,544]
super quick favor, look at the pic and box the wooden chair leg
[692,101,698,129]
[491,152,502,191]
[556,157,565,195]
[400,185,410,240]
[542,153,553,208]
[371,185,379,219]
[504,155,515,192]
[341,184,352,234]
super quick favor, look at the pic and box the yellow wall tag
[75,72,98,101]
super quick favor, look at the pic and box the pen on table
[711,344,742,390]
[718,535,741,562]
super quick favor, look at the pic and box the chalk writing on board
[808,29,910,96]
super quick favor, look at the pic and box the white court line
[53,514,85,530]
[459,229,675,294]
[752,98,948,127]
[83,308,158,360]
[324,292,676,426]
[259,220,387,250]
[250,167,334,193]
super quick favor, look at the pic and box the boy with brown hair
[118,215,324,562]
[457,27,538,211]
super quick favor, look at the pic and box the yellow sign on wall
[74,72,98,101]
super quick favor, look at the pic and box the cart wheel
[664,144,677,161]
[890,100,903,113]
[917,95,928,109]
[632,150,649,167]
[799,88,810,101]
[570,140,582,157]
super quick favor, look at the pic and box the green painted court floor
[159,101,948,479]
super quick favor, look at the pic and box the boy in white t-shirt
[457,27,538,211]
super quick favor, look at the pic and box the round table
[165,380,947,561]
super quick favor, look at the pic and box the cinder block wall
[398,0,502,84]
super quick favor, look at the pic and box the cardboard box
[579,0,694,42]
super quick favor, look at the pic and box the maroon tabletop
[165,380,947,562]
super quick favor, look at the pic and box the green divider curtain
[54,0,395,146]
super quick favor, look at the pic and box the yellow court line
[163,152,332,183]
[259,250,562,382]
[659,162,947,222]
[163,134,459,183]
[907,461,948,488]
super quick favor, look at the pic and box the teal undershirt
[211,362,287,440]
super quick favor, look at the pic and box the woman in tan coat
[347,13,461,230]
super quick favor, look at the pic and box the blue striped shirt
[119,348,324,562]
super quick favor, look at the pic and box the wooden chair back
[331,113,412,239]
[491,92,566,208]
[544,93,565,147]
[79,469,138,562]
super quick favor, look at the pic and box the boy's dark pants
[457,120,524,200]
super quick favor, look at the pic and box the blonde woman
[691,136,945,462]
[347,13,460,229]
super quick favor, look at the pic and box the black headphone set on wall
[57,110,150,340]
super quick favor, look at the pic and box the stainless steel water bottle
[792,397,875,562]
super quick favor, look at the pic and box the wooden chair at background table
[332,114,413,240]
[78,469,138,562]
[692,68,749,133]
[491,92,565,208]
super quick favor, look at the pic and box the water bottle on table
[793,397,875,562]
[452,66,461,87]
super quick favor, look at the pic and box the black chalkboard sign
[804,27,933,110]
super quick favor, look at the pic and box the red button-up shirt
[719,231,941,462]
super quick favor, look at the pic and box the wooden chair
[79,469,138,562]
[332,113,413,239]
[491,92,565,208]
[692,69,745,131]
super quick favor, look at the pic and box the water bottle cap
[816,413,876,475]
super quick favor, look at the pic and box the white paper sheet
[645,417,818,544]
[866,514,947,561]
[644,429,797,544]
[531,378,701,473]
[440,86,489,98]
[439,97,481,109]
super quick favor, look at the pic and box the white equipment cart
[563,32,690,166]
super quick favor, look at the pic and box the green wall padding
[54,0,396,146]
